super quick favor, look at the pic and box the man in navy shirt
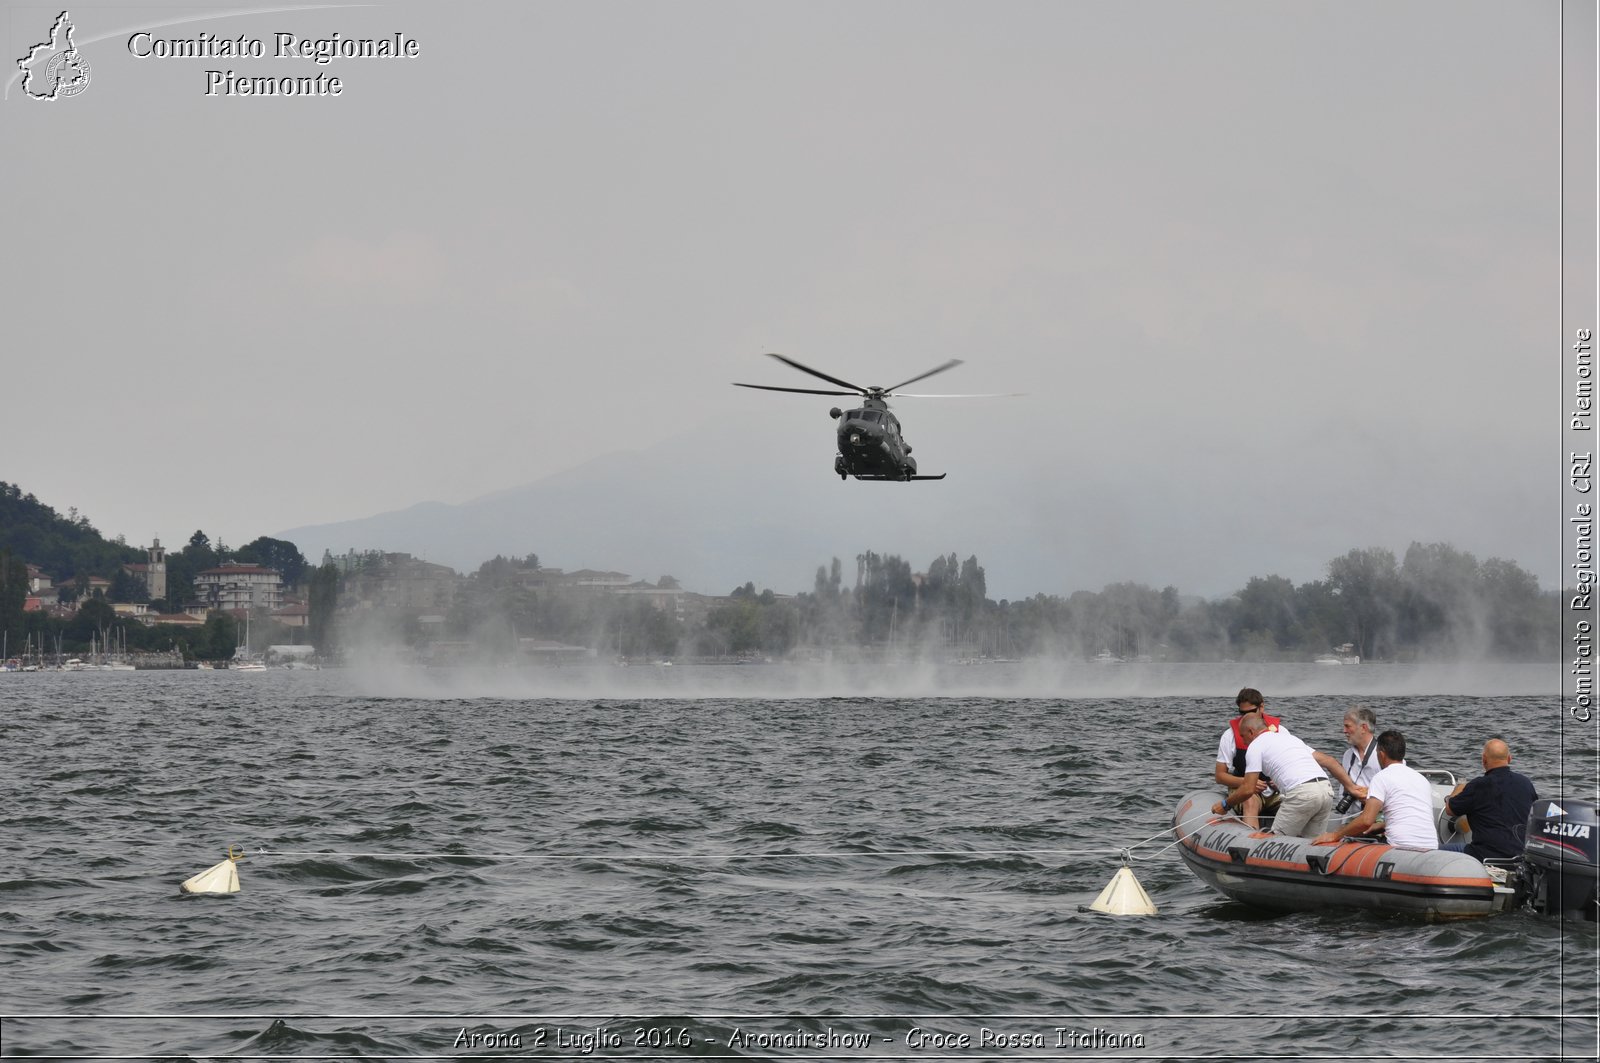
[1445,738,1538,860]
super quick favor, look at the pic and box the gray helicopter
[734,353,1010,481]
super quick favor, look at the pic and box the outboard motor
[1523,798,1600,919]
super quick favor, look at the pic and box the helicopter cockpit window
[862,410,881,422]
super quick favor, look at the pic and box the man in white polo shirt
[1312,730,1438,851]
[1223,712,1362,838]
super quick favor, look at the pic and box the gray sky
[2,1,1571,599]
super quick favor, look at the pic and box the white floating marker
[181,847,242,895]
[1087,865,1157,916]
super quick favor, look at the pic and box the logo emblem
[1548,802,1568,818]
[1542,821,1592,839]
[17,11,91,101]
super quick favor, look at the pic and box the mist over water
[339,657,1561,702]
[3,666,1592,1060]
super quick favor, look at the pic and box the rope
[1130,834,1190,862]
[1127,808,1215,862]
[253,845,1135,862]
[218,799,1243,876]
[245,809,1214,867]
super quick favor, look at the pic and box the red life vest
[1230,712,1281,750]
[1229,712,1281,778]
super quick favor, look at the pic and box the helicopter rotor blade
[764,353,868,394]
[733,382,859,397]
[890,391,1026,399]
[883,359,964,394]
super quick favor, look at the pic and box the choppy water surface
[2,664,1595,1060]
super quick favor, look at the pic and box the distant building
[562,569,633,591]
[614,580,688,618]
[71,575,111,600]
[343,553,459,612]
[517,637,594,662]
[121,539,167,601]
[515,566,563,592]
[147,612,206,628]
[194,563,284,613]
[25,564,52,594]
[321,548,388,576]
[271,602,309,629]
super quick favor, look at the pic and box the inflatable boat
[1171,788,1515,917]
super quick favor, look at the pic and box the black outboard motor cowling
[1523,798,1600,919]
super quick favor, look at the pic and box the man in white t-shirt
[1223,712,1361,838]
[1312,730,1438,851]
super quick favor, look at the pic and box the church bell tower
[147,539,167,602]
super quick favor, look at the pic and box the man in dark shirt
[1445,738,1538,860]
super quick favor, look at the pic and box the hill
[274,405,1552,602]
[0,482,143,580]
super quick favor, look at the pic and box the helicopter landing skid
[851,473,947,481]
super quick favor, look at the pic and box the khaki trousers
[1272,778,1333,838]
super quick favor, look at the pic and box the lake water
[2,663,1595,1059]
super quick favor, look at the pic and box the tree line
[350,542,1556,663]
[684,543,1555,662]
[0,481,1562,662]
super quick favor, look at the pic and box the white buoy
[181,848,242,895]
[1087,865,1157,916]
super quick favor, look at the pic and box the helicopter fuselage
[830,399,940,481]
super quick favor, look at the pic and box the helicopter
[733,353,1005,481]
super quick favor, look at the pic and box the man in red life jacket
[1212,688,1284,827]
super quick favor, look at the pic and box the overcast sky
[2,1,1578,599]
